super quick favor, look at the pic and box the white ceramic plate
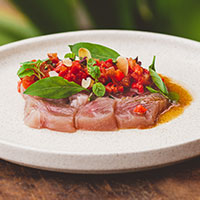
[0,30,199,174]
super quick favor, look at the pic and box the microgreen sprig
[87,58,101,82]
[87,58,105,97]
[17,59,46,80]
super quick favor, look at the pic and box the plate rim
[1,29,200,52]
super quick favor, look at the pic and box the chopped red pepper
[133,104,147,114]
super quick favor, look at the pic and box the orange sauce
[158,76,193,124]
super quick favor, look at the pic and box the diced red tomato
[59,69,68,77]
[133,64,143,75]
[17,80,22,93]
[131,82,144,93]
[54,62,68,73]
[105,58,114,68]
[111,85,118,93]
[118,85,124,93]
[70,61,81,74]
[18,55,153,96]
[22,75,36,89]
[48,53,59,63]
[114,69,125,81]
[105,85,112,93]
[133,104,147,114]
[128,57,137,71]
[121,76,131,87]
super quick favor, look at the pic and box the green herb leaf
[146,86,160,93]
[64,52,76,60]
[146,86,168,98]
[147,56,180,102]
[18,70,35,78]
[24,77,88,99]
[69,42,120,61]
[35,59,43,66]
[17,59,45,79]
[87,58,96,66]
[168,91,180,102]
[92,82,106,97]
[148,56,168,95]
[149,56,156,71]
[146,86,179,102]
[149,69,168,95]
[17,64,37,78]
[87,58,101,81]
[20,61,36,65]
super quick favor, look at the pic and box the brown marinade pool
[158,76,193,125]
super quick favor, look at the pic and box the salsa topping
[17,42,179,103]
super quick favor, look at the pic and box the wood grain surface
[0,157,199,200]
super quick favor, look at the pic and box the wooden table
[0,157,199,200]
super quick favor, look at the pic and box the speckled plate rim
[0,30,199,174]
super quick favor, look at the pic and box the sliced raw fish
[75,97,117,131]
[69,93,89,108]
[24,96,76,132]
[115,93,169,129]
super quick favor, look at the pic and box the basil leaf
[24,77,88,99]
[69,42,120,61]
[149,69,168,95]
[146,85,168,98]
[146,86,179,102]
[146,86,160,93]
[149,56,156,71]
[147,57,179,102]
[64,52,76,60]
[168,91,180,102]
[92,82,105,97]
[87,58,101,81]
[18,70,35,78]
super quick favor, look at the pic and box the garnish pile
[17,42,179,102]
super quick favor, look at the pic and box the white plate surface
[0,30,199,173]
